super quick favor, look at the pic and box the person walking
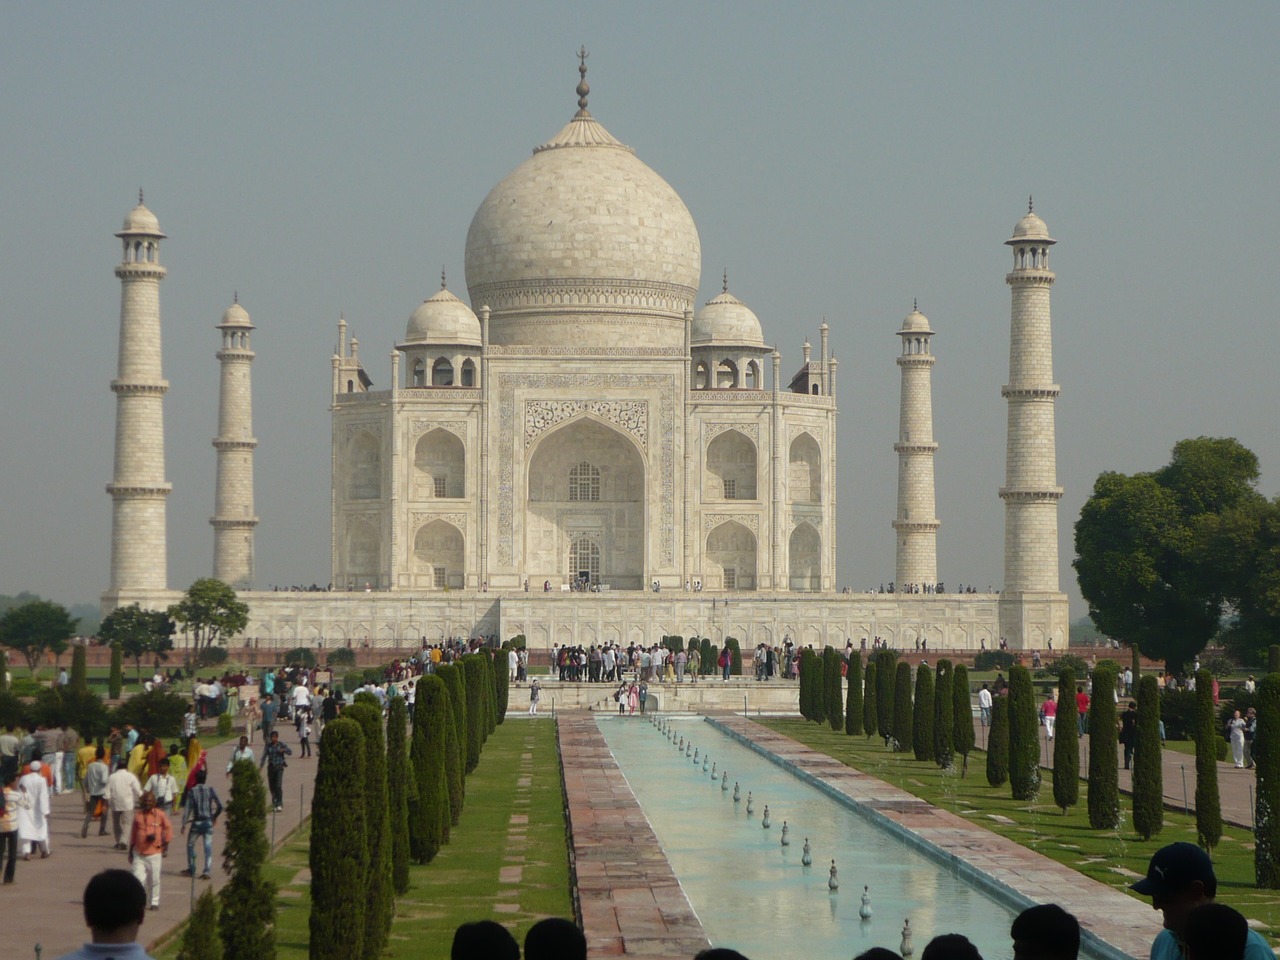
[978,684,993,726]
[259,731,293,812]
[143,759,179,815]
[298,709,313,758]
[1244,707,1257,769]
[59,724,80,794]
[1119,702,1139,769]
[1227,710,1247,768]
[1042,694,1057,740]
[179,767,222,880]
[105,759,142,850]
[80,747,111,839]
[127,792,172,910]
[260,694,278,742]
[528,679,541,716]
[226,736,255,773]
[16,759,51,859]
[1,769,23,883]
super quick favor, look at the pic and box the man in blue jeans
[179,768,222,880]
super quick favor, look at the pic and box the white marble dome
[693,289,764,347]
[119,200,164,237]
[405,287,482,346]
[464,94,701,347]
[1010,210,1052,242]
[898,307,932,334]
[220,300,252,327]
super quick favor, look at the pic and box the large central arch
[706,520,757,591]
[526,417,646,589]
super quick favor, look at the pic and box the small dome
[405,287,482,346]
[693,289,764,347]
[220,300,252,327]
[118,201,164,237]
[1009,210,1053,243]
[899,307,932,334]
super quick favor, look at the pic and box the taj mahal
[101,58,1068,652]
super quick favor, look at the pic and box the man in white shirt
[143,759,180,814]
[978,684,993,726]
[291,680,312,718]
[105,760,143,850]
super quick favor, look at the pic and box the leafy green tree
[1074,438,1263,673]
[409,676,450,863]
[1052,668,1079,813]
[178,889,223,960]
[111,688,189,736]
[70,644,87,694]
[986,696,1009,786]
[1194,668,1223,850]
[892,661,913,753]
[862,660,877,740]
[824,647,843,732]
[0,599,77,677]
[1008,665,1040,800]
[1255,673,1280,887]
[461,656,485,771]
[1205,498,1280,666]
[845,653,863,736]
[98,604,175,681]
[1087,664,1120,829]
[342,702,393,959]
[167,579,249,661]
[933,659,954,769]
[1271,646,1280,675]
[32,686,109,737]
[952,664,974,775]
[875,650,897,742]
[1132,675,1164,839]
[220,759,275,960]
[386,697,412,895]
[108,643,123,699]
[912,663,935,762]
[310,718,366,960]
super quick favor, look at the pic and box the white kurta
[16,771,50,849]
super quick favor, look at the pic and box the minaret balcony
[893,441,938,454]
[106,482,172,497]
[1000,385,1060,399]
[1004,271,1054,286]
[891,519,941,532]
[111,380,169,395]
[114,262,167,279]
[210,516,259,529]
[212,438,258,451]
[998,487,1063,502]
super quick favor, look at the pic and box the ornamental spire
[1028,195,1034,214]
[441,267,447,290]
[576,46,590,113]
[722,268,728,294]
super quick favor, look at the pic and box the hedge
[912,663,935,762]
[1256,673,1280,887]
[310,718,367,960]
[220,758,275,960]
[1052,668,1079,813]
[933,659,954,769]
[282,647,317,669]
[1194,668,1223,850]
[386,697,412,895]
[986,696,1009,786]
[326,647,356,668]
[1132,675,1164,840]
[1008,665,1040,801]
[892,661,913,753]
[845,653,863,736]
[342,702,393,960]
[1087,664,1120,829]
[952,664,974,774]
[973,650,1015,672]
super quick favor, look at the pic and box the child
[298,709,312,758]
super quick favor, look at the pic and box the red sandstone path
[2,718,314,960]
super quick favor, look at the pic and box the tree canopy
[167,579,249,658]
[98,603,175,680]
[1074,437,1263,672]
[0,599,78,676]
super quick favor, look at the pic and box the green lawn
[761,718,1278,941]
[163,718,571,959]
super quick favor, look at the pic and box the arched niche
[345,519,379,587]
[526,417,645,590]
[788,522,821,592]
[347,432,381,500]
[432,358,454,386]
[706,520,757,591]
[414,519,464,590]
[414,428,465,499]
[716,359,739,388]
[788,432,822,503]
[707,429,757,500]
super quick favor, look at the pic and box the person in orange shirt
[128,791,173,910]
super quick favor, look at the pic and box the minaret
[892,302,939,591]
[107,193,171,593]
[999,200,1065,646]
[211,295,259,588]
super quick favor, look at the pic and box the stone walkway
[559,716,710,960]
[714,716,1164,960]
[2,719,314,959]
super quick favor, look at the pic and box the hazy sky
[3,4,1277,619]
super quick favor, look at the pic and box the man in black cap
[1131,842,1272,959]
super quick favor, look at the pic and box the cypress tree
[1132,675,1164,840]
[1008,665,1041,800]
[70,644,87,695]
[310,718,367,960]
[480,651,496,737]
[799,648,818,721]
[109,642,123,699]
[220,758,276,960]
[1193,668,1223,850]
[892,661,913,752]
[386,697,411,895]
[824,647,843,732]
[952,664,975,775]
[1087,664,1120,829]
[1270,645,1280,675]
[461,656,485,771]
[0,649,7,693]
[494,646,510,723]
[986,696,1010,787]
[862,660,877,739]
[875,650,896,742]
[1255,673,1280,887]
[912,662,935,762]
[1052,668,1079,813]
[438,681,464,827]
[178,889,223,960]
[438,663,468,772]
[845,653,863,736]
[726,637,743,676]
[700,637,713,675]
[410,675,450,862]
[934,659,954,769]
[342,702,393,959]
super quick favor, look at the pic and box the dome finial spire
[722,268,728,294]
[576,46,590,112]
[913,297,918,311]
[234,290,239,304]
[138,188,144,205]
[1028,194,1034,214]
[441,266,447,290]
